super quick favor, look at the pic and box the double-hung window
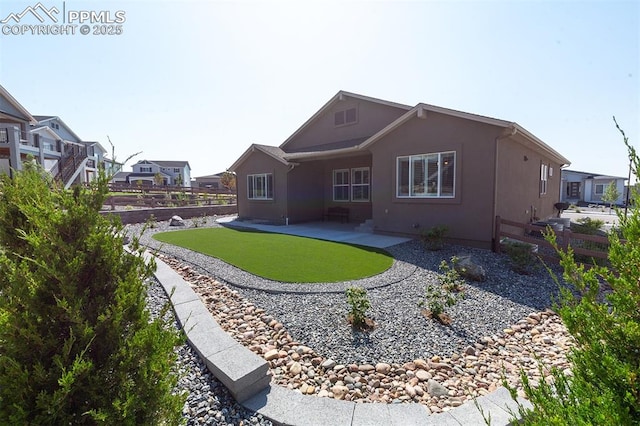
[333,169,350,201]
[540,163,549,195]
[332,167,370,202]
[351,167,370,202]
[397,151,455,198]
[247,173,273,200]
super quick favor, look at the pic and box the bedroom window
[396,151,455,198]
[351,167,370,202]
[247,173,273,200]
[139,166,152,173]
[333,169,349,201]
[540,163,549,195]
[334,107,358,127]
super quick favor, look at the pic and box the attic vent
[334,107,357,127]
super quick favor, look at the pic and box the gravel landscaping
[135,216,574,413]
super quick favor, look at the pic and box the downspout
[284,163,298,225]
[493,126,517,246]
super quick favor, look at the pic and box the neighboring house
[194,172,225,189]
[230,90,571,248]
[560,169,627,206]
[121,160,192,187]
[0,84,115,188]
[33,115,109,185]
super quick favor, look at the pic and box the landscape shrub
[0,165,185,424]
[419,257,464,325]
[421,225,448,251]
[503,241,539,274]
[345,286,372,329]
[505,121,640,425]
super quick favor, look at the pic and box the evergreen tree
[507,120,639,425]
[0,164,185,424]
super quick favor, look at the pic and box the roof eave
[0,84,37,125]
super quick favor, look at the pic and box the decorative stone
[375,363,392,374]
[427,379,449,397]
[289,362,302,376]
[415,369,431,382]
[169,215,185,226]
[454,255,487,281]
[331,385,349,400]
[264,349,279,361]
[321,359,337,369]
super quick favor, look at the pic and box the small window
[540,163,549,195]
[595,184,605,195]
[334,107,357,127]
[140,166,152,173]
[247,173,273,200]
[174,168,180,173]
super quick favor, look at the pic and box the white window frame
[351,167,370,202]
[247,173,273,200]
[595,183,605,195]
[540,163,549,195]
[139,166,152,173]
[332,169,350,202]
[396,151,456,198]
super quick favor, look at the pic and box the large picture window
[247,173,273,200]
[333,169,349,201]
[397,151,455,198]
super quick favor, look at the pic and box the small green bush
[572,217,604,235]
[419,257,464,324]
[0,165,185,424]
[345,286,371,329]
[504,241,538,274]
[421,225,448,251]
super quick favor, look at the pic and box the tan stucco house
[230,91,570,248]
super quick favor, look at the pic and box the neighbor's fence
[105,183,236,209]
[493,215,612,263]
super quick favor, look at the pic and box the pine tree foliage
[0,164,185,425]
[507,120,639,425]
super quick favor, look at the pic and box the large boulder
[454,255,487,282]
[169,215,185,226]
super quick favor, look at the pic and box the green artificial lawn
[152,227,393,283]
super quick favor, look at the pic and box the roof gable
[279,90,412,151]
[0,84,37,124]
[34,115,83,143]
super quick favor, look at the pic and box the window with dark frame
[334,107,357,127]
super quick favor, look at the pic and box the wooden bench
[323,206,350,223]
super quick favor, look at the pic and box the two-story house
[113,160,192,187]
[0,84,115,188]
[230,90,571,248]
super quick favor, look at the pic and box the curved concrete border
[150,251,532,425]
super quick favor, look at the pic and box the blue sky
[0,0,638,179]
